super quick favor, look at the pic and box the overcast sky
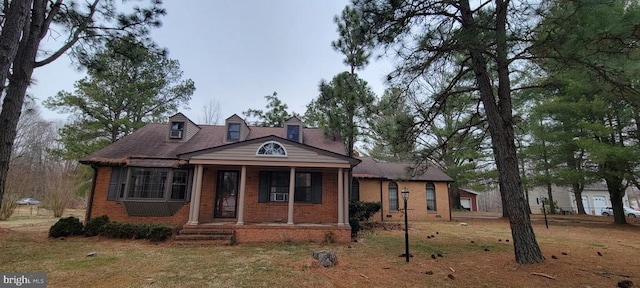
[29,0,394,124]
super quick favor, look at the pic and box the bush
[349,217,360,236]
[146,225,174,242]
[102,222,142,239]
[84,215,109,237]
[99,221,173,242]
[324,230,336,243]
[49,216,84,238]
[49,214,174,242]
[349,201,382,221]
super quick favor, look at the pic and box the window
[351,179,360,202]
[269,171,290,202]
[171,170,190,200]
[110,167,191,200]
[287,125,300,142]
[258,171,322,203]
[389,182,398,211]
[227,123,240,141]
[128,168,167,199]
[257,141,286,156]
[107,167,123,200]
[295,172,312,202]
[426,183,436,211]
[170,122,184,139]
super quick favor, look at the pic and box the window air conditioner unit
[169,130,183,139]
[271,193,288,202]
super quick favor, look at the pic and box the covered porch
[181,162,353,243]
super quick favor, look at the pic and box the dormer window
[170,122,184,139]
[257,141,286,156]
[287,125,300,142]
[227,123,240,141]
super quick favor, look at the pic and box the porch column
[338,168,344,225]
[344,169,350,225]
[187,165,204,225]
[287,167,296,225]
[236,166,247,225]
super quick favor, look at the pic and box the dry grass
[1,212,639,288]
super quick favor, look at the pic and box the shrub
[0,193,20,221]
[84,215,109,237]
[349,201,382,221]
[49,216,84,238]
[102,222,140,239]
[324,230,336,243]
[100,221,173,242]
[146,225,174,242]
[349,217,360,236]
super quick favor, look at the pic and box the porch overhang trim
[187,159,352,168]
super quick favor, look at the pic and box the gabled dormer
[283,116,303,143]
[225,114,250,142]
[168,113,200,141]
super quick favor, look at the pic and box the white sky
[29,0,394,124]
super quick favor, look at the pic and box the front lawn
[1,215,638,287]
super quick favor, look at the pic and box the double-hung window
[287,125,300,142]
[389,182,399,211]
[227,123,241,141]
[426,183,436,211]
[258,171,322,204]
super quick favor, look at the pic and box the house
[527,183,632,215]
[352,157,453,222]
[80,113,360,243]
[458,188,479,212]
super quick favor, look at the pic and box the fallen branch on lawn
[531,272,556,280]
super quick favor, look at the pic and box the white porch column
[236,166,247,225]
[187,165,204,225]
[338,168,344,225]
[344,169,350,225]
[287,167,296,225]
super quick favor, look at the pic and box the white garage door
[593,196,607,216]
[460,198,471,211]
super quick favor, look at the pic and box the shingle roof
[353,157,454,182]
[80,123,348,165]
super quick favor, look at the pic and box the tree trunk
[0,0,31,95]
[519,155,532,214]
[604,166,626,224]
[573,183,586,214]
[450,186,462,210]
[0,0,47,208]
[459,0,544,264]
[546,183,555,214]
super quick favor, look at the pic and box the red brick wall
[241,168,339,224]
[90,166,341,226]
[88,167,189,226]
[235,225,351,243]
[459,191,478,211]
[198,167,216,223]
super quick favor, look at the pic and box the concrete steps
[173,226,236,245]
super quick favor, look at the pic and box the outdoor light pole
[401,187,410,263]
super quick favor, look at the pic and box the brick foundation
[234,224,351,243]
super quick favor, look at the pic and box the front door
[214,171,239,218]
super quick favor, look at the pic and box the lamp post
[401,187,410,263]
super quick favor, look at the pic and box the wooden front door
[214,171,239,218]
